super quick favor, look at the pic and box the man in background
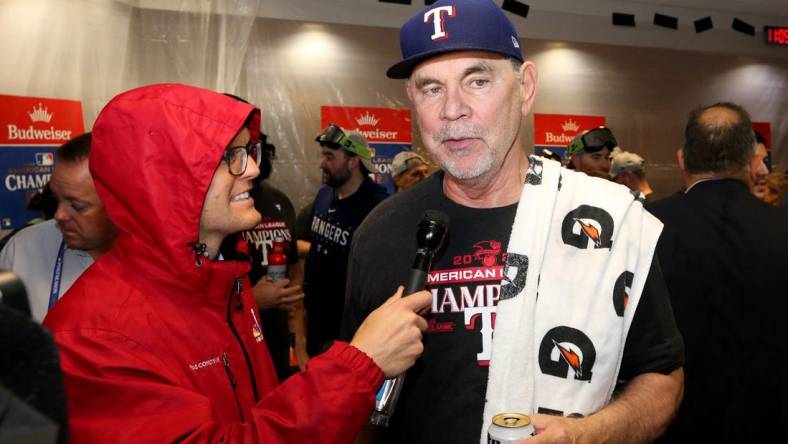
[609,148,654,200]
[0,133,116,322]
[567,126,618,176]
[750,130,770,199]
[390,151,429,192]
[304,126,388,356]
[647,102,788,442]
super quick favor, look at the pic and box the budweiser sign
[320,106,412,144]
[1,94,85,229]
[0,95,84,145]
[534,113,606,147]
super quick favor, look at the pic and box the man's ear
[519,61,538,116]
[676,148,685,173]
[348,154,361,171]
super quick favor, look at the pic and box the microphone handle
[403,269,427,296]
[369,254,433,426]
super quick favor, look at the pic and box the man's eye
[470,79,489,88]
[422,86,442,96]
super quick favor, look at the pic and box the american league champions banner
[1,94,85,229]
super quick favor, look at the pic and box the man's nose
[53,202,70,223]
[242,152,260,180]
[440,85,471,121]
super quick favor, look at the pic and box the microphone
[370,210,449,426]
[402,210,450,296]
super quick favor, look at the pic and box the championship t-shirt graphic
[426,239,507,365]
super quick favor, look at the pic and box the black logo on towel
[499,253,528,301]
[630,189,645,203]
[561,205,614,249]
[538,326,596,382]
[613,271,634,317]
[525,157,543,185]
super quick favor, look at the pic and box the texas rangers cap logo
[425,6,455,41]
[387,0,524,79]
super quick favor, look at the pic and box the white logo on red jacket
[251,308,264,342]
[189,356,221,371]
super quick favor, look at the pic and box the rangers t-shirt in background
[304,177,388,356]
[241,181,297,382]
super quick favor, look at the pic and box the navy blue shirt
[304,177,388,355]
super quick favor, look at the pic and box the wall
[2,3,786,211]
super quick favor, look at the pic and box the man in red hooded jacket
[43,83,431,443]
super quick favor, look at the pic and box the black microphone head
[416,210,449,253]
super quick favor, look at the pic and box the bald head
[682,102,755,176]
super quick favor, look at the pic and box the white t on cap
[391,151,427,176]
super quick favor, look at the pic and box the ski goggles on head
[567,126,618,157]
[315,124,372,160]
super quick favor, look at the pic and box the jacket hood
[90,83,260,294]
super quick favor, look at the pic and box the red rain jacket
[44,84,383,443]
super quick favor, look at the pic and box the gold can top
[492,413,531,428]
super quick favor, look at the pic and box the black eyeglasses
[223,140,262,176]
[567,127,618,157]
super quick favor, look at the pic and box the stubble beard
[324,168,350,188]
[429,123,493,181]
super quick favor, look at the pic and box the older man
[0,133,116,322]
[341,1,684,443]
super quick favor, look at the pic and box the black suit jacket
[647,179,788,442]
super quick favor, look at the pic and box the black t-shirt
[304,177,388,356]
[240,181,297,382]
[295,203,313,242]
[341,173,683,444]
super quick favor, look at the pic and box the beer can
[487,412,535,443]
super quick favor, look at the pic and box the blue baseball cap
[387,0,524,79]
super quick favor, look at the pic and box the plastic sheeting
[1,0,787,210]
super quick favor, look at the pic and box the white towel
[480,156,662,442]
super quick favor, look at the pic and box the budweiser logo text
[7,125,72,141]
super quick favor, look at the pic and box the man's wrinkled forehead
[409,51,507,85]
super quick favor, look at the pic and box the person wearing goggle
[306,124,389,358]
[566,126,618,177]
[314,124,376,193]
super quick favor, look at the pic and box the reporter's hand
[252,278,304,312]
[350,286,431,378]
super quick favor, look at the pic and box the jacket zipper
[221,352,245,422]
[226,277,260,402]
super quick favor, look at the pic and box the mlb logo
[35,152,54,166]
[2,218,11,228]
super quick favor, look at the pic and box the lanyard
[49,240,66,310]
